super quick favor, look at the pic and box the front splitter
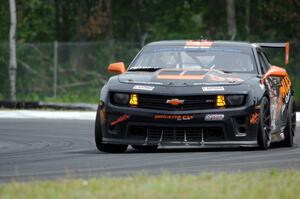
[102,137,258,148]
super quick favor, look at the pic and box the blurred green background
[0,0,299,103]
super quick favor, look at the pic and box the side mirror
[108,62,126,74]
[261,65,287,83]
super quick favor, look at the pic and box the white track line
[0,110,299,121]
[0,110,95,120]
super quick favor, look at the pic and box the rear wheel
[95,106,128,153]
[257,97,271,150]
[281,96,296,147]
[132,145,158,151]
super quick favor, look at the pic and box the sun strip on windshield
[153,47,241,53]
[185,40,213,48]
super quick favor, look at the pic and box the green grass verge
[1,170,300,199]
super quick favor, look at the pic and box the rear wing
[256,42,290,65]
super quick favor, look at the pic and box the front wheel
[95,106,128,153]
[257,97,271,150]
[281,96,296,147]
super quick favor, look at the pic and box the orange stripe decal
[250,112,259,124]
[157,75,205,80]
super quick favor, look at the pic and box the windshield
[129,46,257,73]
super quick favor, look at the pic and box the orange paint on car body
[110,114,130,127]
[284,42,290,65]
[157,74,205,80]
[261,65,288,84]
[108,62,126,74]
[250,112,259,124]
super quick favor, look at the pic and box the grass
[16,87,101,104]
[1,170,300,199]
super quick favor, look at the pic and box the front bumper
[99,103,259,147]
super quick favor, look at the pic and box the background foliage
[0,0,299,102]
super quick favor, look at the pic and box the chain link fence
[0,41,299,103]
[0,41,140,103]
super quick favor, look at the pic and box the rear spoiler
[256,42,290,65]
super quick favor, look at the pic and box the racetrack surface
[0,119,299,182]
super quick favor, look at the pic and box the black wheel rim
[263,100,271,144]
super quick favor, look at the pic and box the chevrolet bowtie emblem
[166,99,185,106]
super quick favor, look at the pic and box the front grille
[138,94,216,110]
[128,126,224,142]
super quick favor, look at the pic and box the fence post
[53,40,58,98]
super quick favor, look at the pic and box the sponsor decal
[250,112,259,124]
[130,66,159,70]
[166,98,184,106]
[125,80,163,85]
[154,115,194,121]
[110,114,130,127]
[204,114,224,121]
[202,86,225,92]
[133,85,154,91]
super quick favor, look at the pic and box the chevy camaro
[95,40,296,153]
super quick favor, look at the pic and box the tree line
[1,0,300,101]
[1,0,299,43]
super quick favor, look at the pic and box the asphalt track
[0,118,299,182]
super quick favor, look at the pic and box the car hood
[118,69,254,87]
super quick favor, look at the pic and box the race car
[95,40,296,153]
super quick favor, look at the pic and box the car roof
[146,40,254,48]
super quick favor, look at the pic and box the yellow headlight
[129,93,138,106]
[216,95,226,107]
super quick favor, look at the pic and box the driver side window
[258,52,269,74]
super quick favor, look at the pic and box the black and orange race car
[95,40,296,153]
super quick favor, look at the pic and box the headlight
[226,95,245,106]
[112,93,129,105]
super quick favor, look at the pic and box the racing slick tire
[131,145,158,151]
[257,96,271,150]
[281,96,296,147]
[95,107,128,153]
